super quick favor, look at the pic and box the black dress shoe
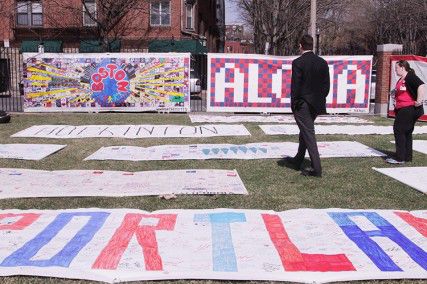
[300,168,322,177]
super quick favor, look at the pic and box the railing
[0,47,24,112]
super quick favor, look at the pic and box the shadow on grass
[276,157,312,171]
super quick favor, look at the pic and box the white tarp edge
[391,140,427,155]
[85,141,385,161]
[189,114,372,124]
[261,125,427,135]
[0,144,66,160]
[373,167,427,193]
[11,124,251,138]
[0,168,247,198]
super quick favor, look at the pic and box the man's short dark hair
[300,34,313,50]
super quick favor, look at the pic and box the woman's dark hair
[396,60,414,73]
[299,34,314,50]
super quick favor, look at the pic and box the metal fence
[0,47,207,113]
[0,47,24,112]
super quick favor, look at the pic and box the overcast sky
[225,0,241,24]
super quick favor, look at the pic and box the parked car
[190,70,201,94]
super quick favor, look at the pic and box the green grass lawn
[0,112,426,284]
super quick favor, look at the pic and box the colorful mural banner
[11,124,251,139]
[0,208,425,283]
[85,141,385,161]
[388,55,427,122]
[373,167,427,193]
[208,53,373,113]
[0,168,247,199]
[0,144,66,160]
[189,114,372,124]
[260,124,427,135]
[22,53,191,112]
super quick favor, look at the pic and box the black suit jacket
[291,51,330,114]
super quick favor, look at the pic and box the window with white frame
[17,1,43,27]
[150,1,171,26]
[83,0,97,26]
[185,4,193,29]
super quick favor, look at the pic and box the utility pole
[310,0,317,52]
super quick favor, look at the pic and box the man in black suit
[288,34,330,177]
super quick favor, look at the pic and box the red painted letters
[92,214,177,270]
[262,214,355,272]
[0,213,40,230]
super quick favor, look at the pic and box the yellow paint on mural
[138,63,165,76]
[31,82,48,87]
[137,83,185,87]
[28,75,51,81]
[27,88,78,98]
[143,88,184,97]
[27,67,74,79]
[137,67,185,80]
[137,76,185,84]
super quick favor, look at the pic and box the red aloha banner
[208,54,373,114]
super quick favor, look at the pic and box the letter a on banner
[194,212,246,272]
[262,214,355,271]
[93,214,177,271]
[329,212,427,271]
[215,63,245,103]
[1,212,109,267]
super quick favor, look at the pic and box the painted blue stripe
[1,212,109,267]
[329,212,427,272]
[194,212,246,272]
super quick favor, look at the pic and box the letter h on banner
[329,212,427,271]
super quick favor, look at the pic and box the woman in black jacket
[386,60,425,164]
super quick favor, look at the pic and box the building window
[185,4,193,29]
[150,1,171,26]
[17,1,43,27]
[83,0,97,26]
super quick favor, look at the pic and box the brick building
[0,0,225,53]
[224,24,253,54]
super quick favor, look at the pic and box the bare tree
[233,0,426,56]
[371,0,427,54]
[233,0,344,55]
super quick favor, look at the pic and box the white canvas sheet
[85,141,385,161]
[373,167,427,194]
[0,208,425,283]
[413,140,427,155]
[189,114,372,124]
[11,124,251,139]
[0,144,66,160]
[261,124,427,135]
[391,140,427,155]
[0,168,247,199]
